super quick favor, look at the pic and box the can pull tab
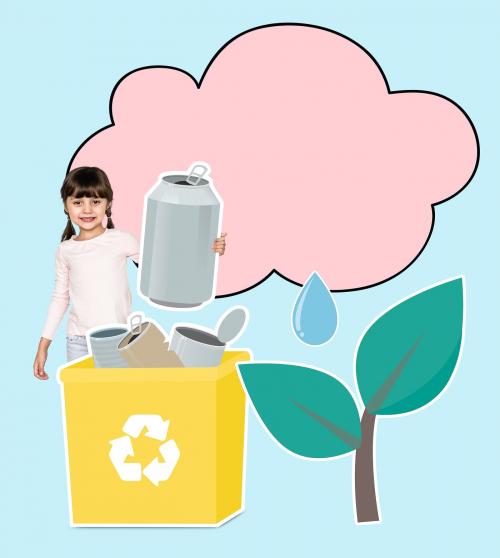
[129,313,143,335]
[186,163,209,185]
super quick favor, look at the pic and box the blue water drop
[292,272,338,345]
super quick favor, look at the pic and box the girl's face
[65,196,109,233]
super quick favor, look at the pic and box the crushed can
[139,163,221,308]
[118,314,183,368]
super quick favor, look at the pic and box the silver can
[139,163,221,308]
[88,326,129,368]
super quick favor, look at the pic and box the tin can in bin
[118,315,183,368]
[88,326,129,368]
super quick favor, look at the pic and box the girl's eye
[73,200,81,206]
[92,199,102,205]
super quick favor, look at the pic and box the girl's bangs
[70,183,110,199]
[61,167,113,202]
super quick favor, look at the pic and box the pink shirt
[42,229,140,339]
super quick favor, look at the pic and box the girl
[33,166,226,380]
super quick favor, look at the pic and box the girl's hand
[213,232,227,256]
[34,338,51,380]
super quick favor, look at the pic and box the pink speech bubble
[70,24,478,293]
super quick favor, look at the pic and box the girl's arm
[33,337,51,380]
[34,246,70,380]
[124,231,140,265]
[41,245,70,338]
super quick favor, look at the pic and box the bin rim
[57,349,253,384]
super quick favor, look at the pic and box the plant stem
[354,410,379,523]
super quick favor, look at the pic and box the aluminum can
[140,163,221,308]
[117,315,183,368]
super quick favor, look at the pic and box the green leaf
[237,362,361,458]
[356,278,464,415]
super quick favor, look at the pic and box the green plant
[238,278,464,523]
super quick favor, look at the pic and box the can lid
[130,313,143,335]
[216,307,248,344]
[186,163,210,185]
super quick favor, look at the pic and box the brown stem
[354,410,379,523]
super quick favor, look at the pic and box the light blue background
[2,1,498,556]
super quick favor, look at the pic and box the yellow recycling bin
[58,350,250,527]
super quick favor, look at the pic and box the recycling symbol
[109,414,180,486]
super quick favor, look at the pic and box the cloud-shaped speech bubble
[69,24,478,293]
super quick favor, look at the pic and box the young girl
[33,166,227,380]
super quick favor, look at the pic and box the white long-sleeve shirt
[41,229,140,339]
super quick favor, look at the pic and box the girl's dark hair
[60,166,115,241]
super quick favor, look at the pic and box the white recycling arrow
[109,435,141,481]
[122,414,170,441]
[143,439,181,487]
